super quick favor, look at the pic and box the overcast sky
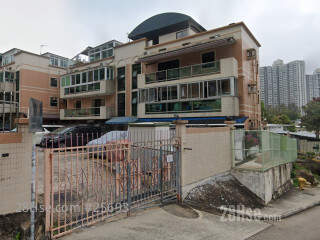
[0,0,319,73]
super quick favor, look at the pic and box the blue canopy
[105,117,138,125]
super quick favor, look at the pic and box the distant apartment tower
[260,59,306,108]
[306,68,320,102]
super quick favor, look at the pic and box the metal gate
[43,133,180,238]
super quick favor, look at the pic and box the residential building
[260,59,306,109]
[0,48,71,130]
[60,13,261,129]
[306,68,320,103]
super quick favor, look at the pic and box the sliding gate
[43,135,180,238]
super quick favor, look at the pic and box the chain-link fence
[232,130,297,171]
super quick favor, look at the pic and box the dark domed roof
[128,12,206,40]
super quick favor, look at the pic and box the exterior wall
[0,120,32,214]
[240,27,261,129]
[176,124,232,193]
[19,68,60,119]
[231,163,292,204]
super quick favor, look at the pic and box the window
[5,92,11,102]
[132,91,138,116]
[82,72,87,83]
[208,80,217,97]
[180,84,188,99]
[99,68,105,80]
[88,71,93,82]
[106,67,113,80]
[202,52,215,63]
[94,69,99,81]
[168,86,178,100]
[117,93,125,117]
[50,97,58,107]
[132,63,141,89]
[50,78,58,87]
[221,79,231,95]
[71,75,76,85]
[65,76,71,86]
[117,67,126,91]
[61,77,66,87]
[75,101,81,109]
[76,74,81,84]
[176,29,188,39]
[160,86,168,101]
[0,72,3,82]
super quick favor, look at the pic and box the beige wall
[177,124,232,189]
[0,120,32,214]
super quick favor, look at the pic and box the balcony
[60,80,115,99]
[60,106,114,120]
[138,57,238,88]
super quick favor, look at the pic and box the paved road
[248,205,320,240]
[62,204,269,240]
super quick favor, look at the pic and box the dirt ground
[184,174,264,212]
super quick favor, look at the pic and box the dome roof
[128,12,205,40]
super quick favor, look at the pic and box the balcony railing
[145,61,220,84]
[64,107,101,117]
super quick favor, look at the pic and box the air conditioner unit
[247,48,256,59]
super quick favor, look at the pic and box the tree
[301,98,320,139]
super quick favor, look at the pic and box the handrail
[145,61,220,84]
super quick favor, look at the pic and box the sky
[0,0,319,73]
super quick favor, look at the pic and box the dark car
[39,125,102,148]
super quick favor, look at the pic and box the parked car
[86,131,128,158]
[39,125,102,148]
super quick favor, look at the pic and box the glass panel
[208,80,217,97]
[88,84,94,91]
[167,68,179,80]
[61,77,65,87]
[94,70,99,81]
[191,82,199,98]
[76,74,81,84]
[69,87,75,94]
[71,75,75,85]
[99,68,105,80]
[82,72,87,83]
[146,73,156,83]
[168,86,178,100]
[221,79,231,95]
[161,86,168,101]
[179,66,191,78]
[88,71,93,82]
[180,84,188,99]
[66,76,71,86]
[181,101,193,111]
[94,82,100,90]
[81,85,87,92]
[168,102,181,112]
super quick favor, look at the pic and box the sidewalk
[62,204,270,240]
[219,187,320,220]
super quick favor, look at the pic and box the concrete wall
[0,119,32,214]
[231,163,292,204]
[176,123,232,195]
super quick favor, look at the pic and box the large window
[50,78,58,87]
[132,63,141,90]
[146,99,221,114]
[139,78,234,114]
[88,41,116,62]
[117,67,125,91]
[117,93,125,116]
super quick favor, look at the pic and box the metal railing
[232,130,297,171]
[64,107,101,117]
[145,61,221,84]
